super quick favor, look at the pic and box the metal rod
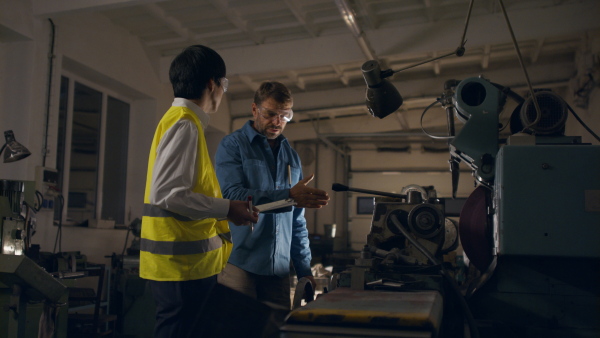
[460,0,475,47]
[392,50,456,74]
[331,183,406,199]
[497,0,542,130]
[392,0,474,75]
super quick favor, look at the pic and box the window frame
[57,71,132,226]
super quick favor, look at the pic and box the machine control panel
[35,166,59,210]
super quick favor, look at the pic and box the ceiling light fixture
[361,0,474,119]
[361,0,543,122]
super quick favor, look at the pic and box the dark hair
[169,45,226,99]
[253,81,293,106]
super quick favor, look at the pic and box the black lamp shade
[2,130,31,163]
[361,60,403,119]
[365,80,403,119]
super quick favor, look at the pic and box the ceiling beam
[283,0,318,38]
[481,44,491,69]
[423,0,433,22]
[367,2,598,58]
[395,110,411,130]
[287,71,306,91]
[237,75,260,92]
[335,0,378,61]
[531,38,545,63]
[355,0,378,29]
[208,0,263,44]
[143,3,191,42]
[32,0,164,17]
[156,1,599,80]
[331,64,350,86]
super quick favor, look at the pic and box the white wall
[0,1,174,265]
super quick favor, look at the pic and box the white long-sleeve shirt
[149,98,230,220]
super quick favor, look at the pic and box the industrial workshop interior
[1,0,599,337]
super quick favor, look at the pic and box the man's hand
[290,174,329,208]
[227,200,259,226]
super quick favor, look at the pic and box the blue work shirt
[215,121,312,278]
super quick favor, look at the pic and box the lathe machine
[280,76,600,338]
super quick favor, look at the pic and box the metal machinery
[109,218,156,338]
[282,183,465,338]
[280,76,600,338]
[0,180,68,338]
[0,180,35,256]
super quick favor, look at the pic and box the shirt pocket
[289,164,302,185]
[243,158,272,190]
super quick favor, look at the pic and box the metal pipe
[43,19,56,167]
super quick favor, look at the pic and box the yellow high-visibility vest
[140,105,231,281]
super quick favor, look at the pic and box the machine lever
[332,183,406,199]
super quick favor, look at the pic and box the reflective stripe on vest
[139,236,223,255]
[142,204,233,248]
[143,204,194,222]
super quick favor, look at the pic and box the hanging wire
[391,0,474,75]
[460,0,475,48]
[497,0,542,132]
[420,99,455,140]
[566,103,600,142]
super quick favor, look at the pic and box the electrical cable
[392,0,473,75]
[459,0,475,48]
[389,214,480,338]
[566,103,600,142]
[35,190,44,212]
[490,82,523,133]
[497,0,542,132]
[490,83,525,104]
[420,99,455,140]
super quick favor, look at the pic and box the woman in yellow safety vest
[140,45,258,338]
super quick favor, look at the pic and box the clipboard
[255,198,297,212]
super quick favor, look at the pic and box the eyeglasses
[257,106,293,122]
[220,77,229,93]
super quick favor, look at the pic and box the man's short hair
[169,45,226,99]
[253,81,293,106]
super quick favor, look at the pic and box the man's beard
[257,121,282,139]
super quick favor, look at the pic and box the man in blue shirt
[215,81,330,309]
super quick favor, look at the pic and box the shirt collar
[172,98,210,130]
[242,120,287,144]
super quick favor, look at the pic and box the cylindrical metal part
[407,190,423,204]
[361,60,381,87]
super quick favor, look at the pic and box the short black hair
[169,45,226,99]
[253,81,293,106]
